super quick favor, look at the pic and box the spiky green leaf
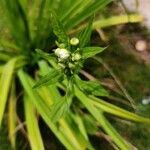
[33,69,63,88]
[75,76,108,97]
[80,46,106,59]
[50,11,69,46]
[50,99,68,123]
[35,49,56,61]
[78,16,93,48]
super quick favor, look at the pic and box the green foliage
[35,49,56,61]
[50,11,69,46]
[0,0,149,149]
[80,47,106,59]
[0,58,17,126]
[1,0,30,50]
[0,116,12,150]
[24,95,44,150]
[78,16,93,48]
[63,0,112,30]
[75,76,109,97]
[49,98,68,123]
[33,69,63,88]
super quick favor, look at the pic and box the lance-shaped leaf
[78,16,93,48]
[75,76,108,97]
[50,11,69,46]
[50,98,68,123]
[80,46,106,59]
[50,78,74,123]
[33,69,64,88]
[64,0,112,30]
[91,96,150,124]
[35,49,56,62]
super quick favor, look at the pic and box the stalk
[69,14,143,34]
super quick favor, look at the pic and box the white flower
[70,37,79,46]
[55,48,70,60]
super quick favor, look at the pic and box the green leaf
[80,46,106,59]
[82,115,98,135]
[60,0,86,22]
[24,95,44,150]
[64,0,112,30]
[50,11,69,46]
[35,49,56,61]
[75,76,108,97]
[91,96,150,124]
[0,38,20,51]
[78,16,93,48]
[71,113,89,140]
[0,58,16,127]
[33,69,63,88]
[50,99,68,123]
[50,78,75,123]
[1,0,30,50]
[0,53,11,62]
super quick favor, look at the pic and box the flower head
[55,48,70,60]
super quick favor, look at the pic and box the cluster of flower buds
[54,37,81,71]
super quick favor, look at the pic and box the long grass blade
[24,94,44,150]
[65,0,112,30]
[8,81,17,149]
[0,58,16,127]
[69,14,143,34]
[91,96,150,124]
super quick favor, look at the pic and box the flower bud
[55,48,70,60]
[72,53,81,61]
[68,63,75,68]
[70,37,79,46]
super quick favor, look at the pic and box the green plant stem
[93,14,143,28]
[69,14,143,34]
